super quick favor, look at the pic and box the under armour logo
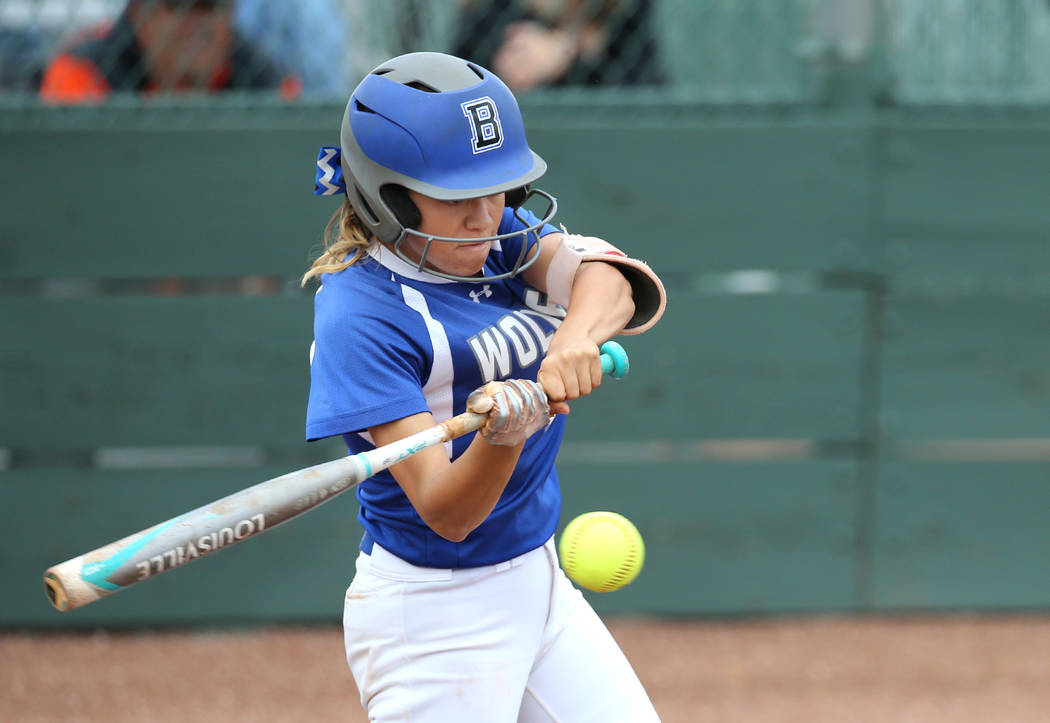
[469,285,493,303]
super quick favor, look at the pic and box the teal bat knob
[599,341,629,379]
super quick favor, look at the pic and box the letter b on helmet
[462,96,503,153]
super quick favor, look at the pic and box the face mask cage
[389,188,558,283]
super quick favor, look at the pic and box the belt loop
[360,530,375,554]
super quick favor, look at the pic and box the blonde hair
[301,199,378,286]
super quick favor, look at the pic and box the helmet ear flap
[505,186,528,208]
[380,185,422,230]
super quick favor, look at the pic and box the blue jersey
[306,208,564,568]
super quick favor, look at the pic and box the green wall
[3,105,1050,627]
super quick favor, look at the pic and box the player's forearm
[555,260,635,345]
[416,437,524,542]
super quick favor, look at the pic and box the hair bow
[314,146,346,196]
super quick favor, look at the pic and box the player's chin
[424,241,493,277]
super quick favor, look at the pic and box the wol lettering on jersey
[467,291,565,382]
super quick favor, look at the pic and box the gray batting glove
[466,379,551,446]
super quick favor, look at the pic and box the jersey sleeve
[305,281,431,441]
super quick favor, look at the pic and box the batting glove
[466,379,550,446]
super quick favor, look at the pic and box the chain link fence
[884,0,1050,105]
[1,0,1050,106]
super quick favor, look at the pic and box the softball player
[304,52,666,722]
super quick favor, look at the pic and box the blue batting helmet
[338,52,556,281]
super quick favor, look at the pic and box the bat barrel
[44,556,109,612]
[44,571,67,612]
[41,453,372,612]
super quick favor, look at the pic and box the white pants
[342,538,660,723]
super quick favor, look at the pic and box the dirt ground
[4,614,1050,722]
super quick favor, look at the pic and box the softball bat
[43,341,630,612]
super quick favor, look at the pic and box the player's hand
[492,21,575,91]
[466,379,551,446]
[537,338,603,415]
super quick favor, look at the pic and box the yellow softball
[558,511,645,593]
